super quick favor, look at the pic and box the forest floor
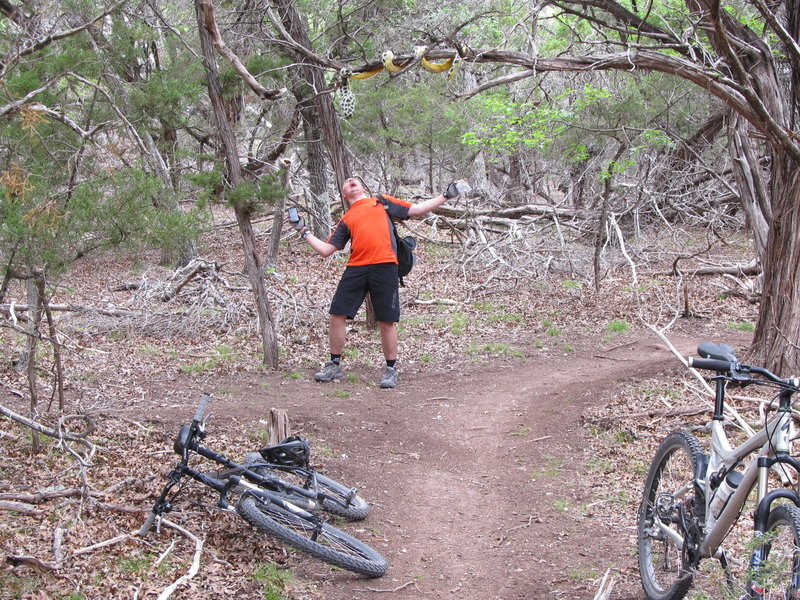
[0,212,760,600]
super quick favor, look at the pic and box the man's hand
[442,180,470,199]
[291,215,306,232]
[442,181,461,199]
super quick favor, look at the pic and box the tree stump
[267,408,290,445]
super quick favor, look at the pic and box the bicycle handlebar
[688,344,800,390]
[688,357,733,373]
[194,393,210,423]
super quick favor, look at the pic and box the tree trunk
[265,165,288,270]
[293,84,333,237]
[749,158,800,374]
[727,113,770,265]
[272,0,350,191]
[196,0,278,367]
[26,272,43,453]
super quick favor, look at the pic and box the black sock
[386,359,396,368]
[331,354,342,364]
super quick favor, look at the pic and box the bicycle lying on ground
[638,341,800,600]
[138,393,387,577]
[234,439,370,521]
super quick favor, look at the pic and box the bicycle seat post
[712,376,727,421]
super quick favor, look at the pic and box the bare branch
[1,0,127,79]
[198,0,285,101]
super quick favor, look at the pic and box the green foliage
[178,345,238,374]
[0,165,206,277]
[467,342,524,358]
[561,279,583,289]
[1,571,43,598]
[341,75,476,186]
[129,69,205,129]
[252,563,295,600]
[462,92,570,154]
[462,85,612,156]
[226,174,288,213]
[607,320,631,333]
[727,321,756,332]
[283,371,306,380]
[450,312,469,335]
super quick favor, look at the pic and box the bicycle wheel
[638,431,706,600]
[748,504,800,599]
[286,469,370,521]
[243,454,370,520]
[237,495,387,577]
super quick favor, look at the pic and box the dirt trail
[191,332,705,600]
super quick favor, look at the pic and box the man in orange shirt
[293,176,466,388]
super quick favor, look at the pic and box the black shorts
[329,264,400,323]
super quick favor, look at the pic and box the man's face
[342,177,366,201]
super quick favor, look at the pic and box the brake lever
[728,362,752,384]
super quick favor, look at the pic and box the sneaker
[314,361,343,382]
[379,366,399,389]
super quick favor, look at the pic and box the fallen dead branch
[654,258,760,277]
[0,487,96,504]
[0,500,42,516]
[72,533,133,558]
[0,402,96,453]
[582,405,709,427]
[1,302,137,318]
[5,554,57,572]
[592,569,615,600]
[147,519,205,600]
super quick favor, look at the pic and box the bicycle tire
[748,504,800,599]
[237,495,387,577]
[243,454,370,520]
[638,430,705,600]
[281,470,370,521]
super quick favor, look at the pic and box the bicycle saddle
[697,341,738,362]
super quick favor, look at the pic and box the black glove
[291,216,306,232]
[442,181,461,199]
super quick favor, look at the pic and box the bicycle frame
[152,457,322,525]
[146,393,333,526]
[698,407,795,558]
[639,346,800,600]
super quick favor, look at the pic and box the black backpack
[376,195,417,286]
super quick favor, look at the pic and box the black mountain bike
[235,438,370,521]
[138,393,387,577]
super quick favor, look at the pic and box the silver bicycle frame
[698,410,793,558]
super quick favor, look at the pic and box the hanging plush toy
[447,55,463,80]
[351,66,384,80]
[420,55,454,73]
[337,68,356,119]
[381,50,404,74]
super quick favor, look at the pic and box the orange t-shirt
[327,196,412,266]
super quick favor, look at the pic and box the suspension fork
[748,398,800,599]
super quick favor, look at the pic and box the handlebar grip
[194,393,210,423]
[688,356,732,373]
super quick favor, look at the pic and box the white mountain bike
[638,341,800,600]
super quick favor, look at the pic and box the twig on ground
[506,515,538,531]
[592,569,615,600]
[355,580,418,593]
[152,519,204,600]
[72,533,132,557]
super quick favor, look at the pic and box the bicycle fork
[747,405,800,599]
